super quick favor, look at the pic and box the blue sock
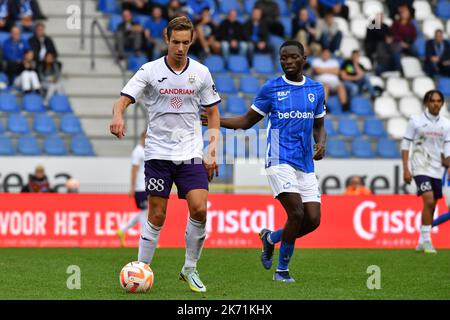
[432,212,450,227]
[277,241,295,271]
[269,229,283,244]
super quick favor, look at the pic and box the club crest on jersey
[308,93,315,103]
[188,74,196,83]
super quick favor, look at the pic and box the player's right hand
[110,116,125,139]
[403,169,412,184]
[128,189,135,198]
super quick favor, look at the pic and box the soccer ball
[119,261,154,293]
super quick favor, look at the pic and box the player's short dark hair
[279,41,305,55]
[166,16,194,40]
[423,90,444,105]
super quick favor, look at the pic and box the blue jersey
[251,75,326,173]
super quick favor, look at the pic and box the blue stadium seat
[204,55,226,73]
[413,37,426,59]
[44,134,67,156]
[377,138,400,158]
[0,31,9,46]
[338,117,360,137]
[0,93,20,112]
[0,72,8,89]
[326,95,343,115]
[363,118,385,137]
[351,138,374,158]
[327,138,350,158]
[18,135,41,155]
[153,0,170,5]
[269,35,285,51]
[134,15,151,27]
[60,114,83,134]
[281,16,292,36]
[98,0,121,14]
[7,113,30,134]
[324,119,337,137]
[22,32,32,42]
[33,114,57,135]
[239,76,260,94]
[108,14,122,32]
[436,1,450,19]
[253,54,275,74]
[438,77,450,97]
[275,0,290,17]
[71,135,95,156]
[127,55,148,72]
[219,0,241,14]
[226,95,248,114]
[244,0,256,14]
[0,119,4,133]
[23,93,45,112]
[49,94,72,113]
[0,135,14,155]
[350,96,373,116]
[215,74,237,94]
[228,55,250,73]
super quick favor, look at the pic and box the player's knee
[189,204,207,222]
[310,214,321,231]
[149,210,166,226]
[288,210,304,226]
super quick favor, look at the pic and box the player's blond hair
[166,16,194,40]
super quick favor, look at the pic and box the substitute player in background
[110,16,220,293]
[208,41,326,282]
[116,131,148,247]
[401,89,450,254]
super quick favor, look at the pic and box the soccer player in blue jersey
[216,40,327,282]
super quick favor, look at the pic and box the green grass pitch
[0,248,449,300]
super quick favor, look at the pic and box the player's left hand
[313,143,325,160]
[204,154,219,182]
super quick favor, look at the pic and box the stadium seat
[422,19,444,39]
[0,135,14,155]
[437,77,450,97]
[71,135,95,156]
[339,37,359,58]
[219,0,241,14]
[107,14,122,32]
[0,93,20,112]
[436,1,450,19]
[18,135,41,155]
[253,54,274,74]
[239,76,260,95]
[33,114,57,135]
[387,117,408,140]
[399,96,422,118]
[363,118,386,137]
[0,72,8,89]
[0,119,4,133]
[346,0,362,19]
[412,77,435,98]
[335,17,350,36]
[0,31,9,46]
[281,16,292,36]
[377,138,400,158]
[359,55,372,71]
[244,0,256,14]
[327,138,350,158]
[22,93,45,112]
[134,15,151,27]
[352,138,374,158]
[362,0,383,18]
[325,119,337,137]
[401,57,425,78]
[152,0,170,5]
[228,55,250,73]
[226,95,248,114]
[98,0,121,14]
[369,76,384,90]
[204,55,225,73]
[49,94,72,113]
[374,96,400,119]
[326,96,344,115]
[275,0,289,17]
[22,32,32,42]
[413,37,426,59]
[350,96,373,116]
[127,55,148,73]
[7,113,30,134]
[215,74,237,94]
[44,134,67,156]
[338,117,360,137]
[413,1,434,21]
[386,78,412,98]
[60,114,83,135]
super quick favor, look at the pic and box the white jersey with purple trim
[120,56,221,161]
[401,111,450,179]
[131,144,145,192]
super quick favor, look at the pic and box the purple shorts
[134,191,148,209]
[144,158,208,199]
[414,175,442,200]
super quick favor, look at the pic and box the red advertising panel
[0,194,449,248]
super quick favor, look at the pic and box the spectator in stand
[315,10,342,54]
[391,4,417,56]
[191,7,220,59]
[255,0,285,38]
[15,0,34,32]
[344,175,372,196]
[216,9,248,62]
[14,49,41,93]
[186,0,213,22]
[387,0,414,21]
[363,13,390,63]
[165,0,189,21]
[28,22,58,66]
[145,5,168,60]
[38,51,63,104]
[292,0,319,22]
[121,0,150,15]
[375,31,403,76]
[21,165,52,193]
[291,7,319,56]
[340,50,376,99]
[0,0,13,32]
[115,9,153,60]
[318,0,348,20]
[425,30,450,78]
[311,48,348,111]
[3,26,29,84]
[243,7,271,61]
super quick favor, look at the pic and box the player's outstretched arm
[313,117,326,160]
[220,109,263,130]
[110,95,133,139]
[205,105,220,181]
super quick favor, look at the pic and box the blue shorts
[414,175,442,200]
[134,191,148,209]
[144,158,208,199]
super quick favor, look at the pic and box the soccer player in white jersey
[116,131,148,247]
[110,16,221,293]
[205,41,327,282]
[401,90,450,254]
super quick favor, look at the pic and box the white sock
[421,225,432,243]
[138,221,161,264]
[138,209,148,228]
[183,217,206,270]
[121,211,143,233]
